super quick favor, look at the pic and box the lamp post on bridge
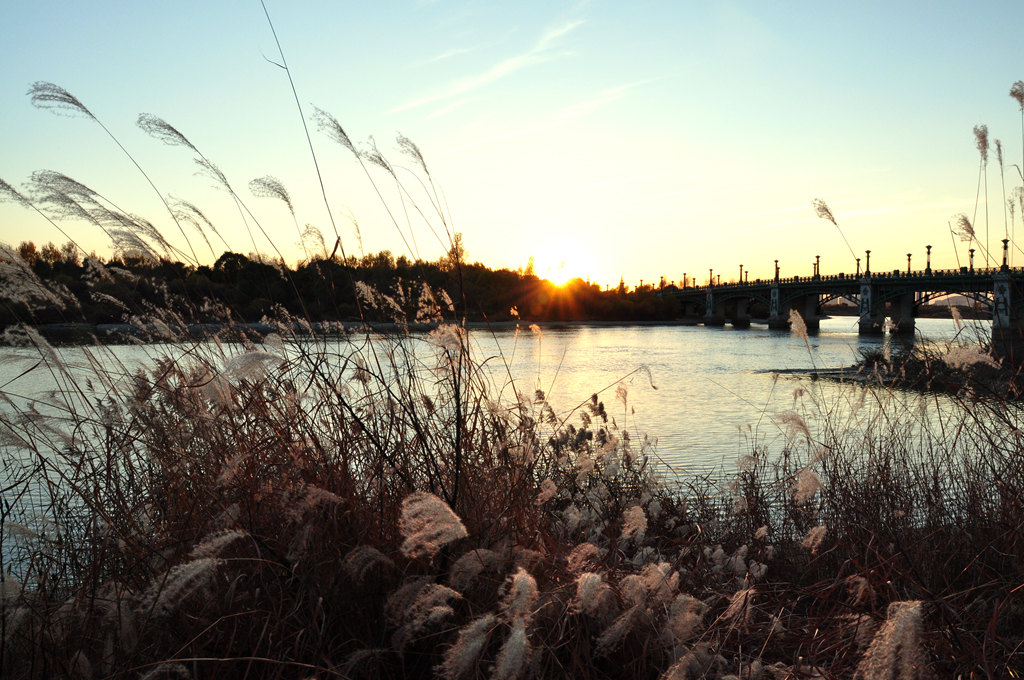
[969,249,975,272]
[856,258,861,277]
[907,253,912,275]
[926,245,932,274]
[739,264,743,283]
[865,250,871,275]
[1003,238,1010,270]
[774,259,779,281]
[709,268,713,286]
[814,255,820,278]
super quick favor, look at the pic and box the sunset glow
[1,2,1023,287]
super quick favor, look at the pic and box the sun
[542,260,574,287]
[534,241,596,287]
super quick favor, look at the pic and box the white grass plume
[660,646,722,680]
[449,548,503,591]
[621,504,647,542]
[535,478,557,504]
[662,592,705,646]
[189,529,247,560]
[399,491,467,559]
[344,545,395,583]
[953,213,975,242]
[566,542,604,573]
[570,572,615,618]
[437,613,496,680]
[390,581,462,649]
[942,346,999,370]
[722,586,756,626]
[778,410,812,443]
[492,616,532,680]
[595,605,640,657]
[802,525,827,554]
[789,309,809,346]
[141,558,222,616]
[792,468,822,504]
[500,567,538,621]
[854,600,929,679]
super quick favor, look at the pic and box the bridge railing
[676,265,1024,293]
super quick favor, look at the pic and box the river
[474,316,984,474]
[0,316,982,476]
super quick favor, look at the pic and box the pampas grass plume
[596,605,640,657]
[802,525,827,554]
[722,587,756,626]
[501,567,538,620]
[663,592,705,646]
[621,504,647,541]
[143,558,222,616]
[493,616,532,680]
[437,613,496,680]
[535,478,557,504]
[343,545,395,583]
[854,600,929,679]
[449,548,503,591]
[566,542,604,573]
[788,309,808,346]
[571,571,615,617]
[399,491,468,559]
[974,124,989,164]
[792,468,822,504]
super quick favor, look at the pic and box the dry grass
[2,73,1024,679]
[2,294,1023,678]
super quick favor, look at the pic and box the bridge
[665,240,1024,362]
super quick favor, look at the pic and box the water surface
[0,317,985,476]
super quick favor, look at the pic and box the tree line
[2,240,681,329]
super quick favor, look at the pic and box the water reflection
[0,317,989,477]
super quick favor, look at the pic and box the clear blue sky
[2,1,1023,286]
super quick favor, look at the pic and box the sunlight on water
[471,317,988,474]
[0,317,990,479]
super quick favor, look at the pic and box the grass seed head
[399,491,468,559]
[1012,80,1024,110]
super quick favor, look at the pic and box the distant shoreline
[7,318,702,346]
[5,310,983,346]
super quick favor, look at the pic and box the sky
[2,1,1024,288]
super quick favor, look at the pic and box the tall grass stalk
[3,65,1024,680]
[974,124,991,266]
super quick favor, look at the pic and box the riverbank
[784,342,1022,400]
[6,317,705,346]
[4,317,1022,678]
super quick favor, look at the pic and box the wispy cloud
[555,79,656,121]
[422,46,479,66]
[448,78,650,153]
[391,19,585,114]
[427,97,482,119]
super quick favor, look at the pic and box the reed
[2,70,1024,680]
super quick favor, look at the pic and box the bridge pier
[858,279,884,335]
[767,283,790,329]
[766,284,820,330]
[888,292,916,335]
[992,268,1024,363]
[703,290,725,326]
[796,295,821,331]
[730,299,751,328]
[681,300,702,318]
[670,263,1013,349]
